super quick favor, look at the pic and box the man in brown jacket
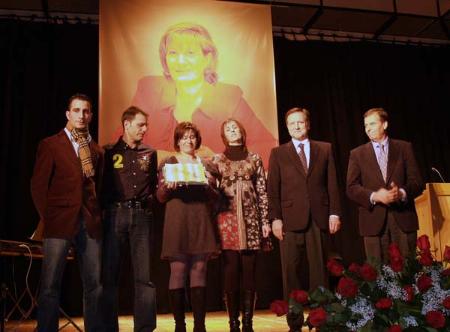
[347,108,423,261]
[30,93,104,332]
[267,107,342,299]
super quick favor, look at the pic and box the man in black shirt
[101,106,157,331]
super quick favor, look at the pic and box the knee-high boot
[224,291,240,332]
[190,287,207,332]
[242,290,256,332]
[169,288,186,332]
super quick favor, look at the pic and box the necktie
[298,143,308,173]
[378,143,387,182]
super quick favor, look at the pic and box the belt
[113,200,149,209]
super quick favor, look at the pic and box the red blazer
[267,140,341,232]
[126,76,278,168]
[30,130,104,239]
[346,139,423,236]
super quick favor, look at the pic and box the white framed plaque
[163,163,208,185]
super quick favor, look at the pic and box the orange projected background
[100,0,278,165]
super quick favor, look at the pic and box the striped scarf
[67,126,95,178]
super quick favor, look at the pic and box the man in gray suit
[267,107,342,299]
[347,108,423,261]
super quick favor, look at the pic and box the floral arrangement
[271,235,450,331]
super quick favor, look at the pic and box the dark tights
[222,250,256,292]
[169,254,208,289]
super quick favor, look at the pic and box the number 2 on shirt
[113,154,124,169]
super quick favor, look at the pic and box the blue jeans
[102,205,156,332]
[37,220,103,332]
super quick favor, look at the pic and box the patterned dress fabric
[212,148,269,250]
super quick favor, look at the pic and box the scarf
[67,125,95,178]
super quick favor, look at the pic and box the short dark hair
[121,106,148,128]
[220,118,247,147]
[284,107,310,125]
[67,93,92,110]
[173,122,202,152]
[364,108,388,122]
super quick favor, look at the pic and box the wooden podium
[414,183,450,261]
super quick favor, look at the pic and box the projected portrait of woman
[130,22,277,165]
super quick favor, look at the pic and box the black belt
[113,200,149,209]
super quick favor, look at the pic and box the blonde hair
[159,22,218,85]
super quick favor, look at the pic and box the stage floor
[5,310,317,331]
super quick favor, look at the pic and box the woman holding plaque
[156,121,219,332]
[211,119,271,332]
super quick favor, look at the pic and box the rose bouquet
[271,235,450,331]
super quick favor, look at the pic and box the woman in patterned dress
[157,122,220,332]
[212,119,271,332]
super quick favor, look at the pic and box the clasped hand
[373,181,401,205]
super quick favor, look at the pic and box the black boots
[241,290,256,332]
[224,290,256,332]
[224,292,240,332]
[169,288,186,332]
[190,287,207,332]
[170,287,207,332]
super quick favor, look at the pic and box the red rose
[290,289,309,304]
[390,257,404,272]
[360,263,377,281]
[308,307,327,327]
[327,259,344,276]
[403,285,414,302]
[419,250,434,266]
[443,245,450,262]
[388,243,402,259]
[348,263,360,275]
[337,277,358,298]
[388,243,404,272]
[387,324,402,332]
[270,300,288,316]
[416,235,431,251]
[443,296,450,309]
[425,310,445,329]
[442,268,450,277]
[375,297,393,309]
[417,275,433,293]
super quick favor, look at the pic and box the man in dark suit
[267,107,341,299]
[30,93,104,332]
[347,108,423,261]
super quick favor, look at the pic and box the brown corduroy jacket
[31,130,104,240]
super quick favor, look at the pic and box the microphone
[431,167,446,183]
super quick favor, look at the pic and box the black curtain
[0,19,99,316]
[274,37,450,264]
[1,19,449,317]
